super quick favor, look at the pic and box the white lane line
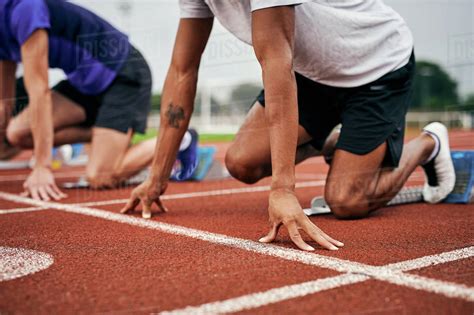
[75,177,426,208]
[373,271,474,302]
[164,266,474,315]
[75,180,327,208]
[0,246,53,282]
[0,171,84,182]
[292,172,425,181]
[76,199,129,207]
[0,207,46,215]
[160,274,369,315]
[386,247,474,272]
[0,191,472,303]
[294,158,326,166]
[295,173,327,180]
[161,247,474,314]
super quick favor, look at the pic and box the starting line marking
[0,207,46,215]
[0,246,53,282]
[75,180,327,208]
[0,171,84,183]
[0,190,473,310]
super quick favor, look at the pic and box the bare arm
[252,7,343,251]
[21,29,53,168]
[20,29,65,200]
[122,17,214,218]
[252,6,298,191]
[150,17,213,184]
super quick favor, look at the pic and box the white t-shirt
[179,0,414,88]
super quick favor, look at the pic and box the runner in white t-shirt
[122,0,455,251]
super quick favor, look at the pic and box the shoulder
[179,0,214,18]
[10,0,50,45]
[10,0,49,23]
[11,0,48,15]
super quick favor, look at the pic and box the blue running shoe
[192,146,217,181]
[171,129,199,181]
[71,143,84,159]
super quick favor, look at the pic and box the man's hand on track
[121,179,168,219]
[260,189,344,251]
[22,166,67,201]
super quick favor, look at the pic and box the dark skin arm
[121,17,214,218]
[252,6,343,251]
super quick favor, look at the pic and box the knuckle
[291,233,302,240]
[297,213,308,220]
[282,217,297,225]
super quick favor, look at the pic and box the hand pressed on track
[22,166,67,201]
[259,189,344,251]
[120,179,168,219]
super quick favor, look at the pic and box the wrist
[147,173,168,190]
[33,148,52,168]
[271,178,295,192]
[33,161,52,170]
[270,185,295,194]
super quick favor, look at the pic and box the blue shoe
[171,129,199,181]
[71,143,84,159]
[192,146,217,181]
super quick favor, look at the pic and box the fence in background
[406,111,474,130]
[147,110,474,135]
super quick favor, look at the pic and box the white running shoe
[421,122,456,203]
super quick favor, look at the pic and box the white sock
[422,131,440,165]
[179,131,192,152]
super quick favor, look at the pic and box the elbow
[256,53,295,89]
[254,41,294,73]
[257,54,293,73]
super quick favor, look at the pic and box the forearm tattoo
[166,103,185,128]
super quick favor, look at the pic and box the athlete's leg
[6,91,90,147]
[325,132,435,219]
[225,102,337,184]
[85,127,158,188]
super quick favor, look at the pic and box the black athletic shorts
[257,52,415,167]
[14,45,152,134]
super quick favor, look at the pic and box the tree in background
[227,83,262,115]
[462,93,474,110]
[230,83,262,107]
[412,61,459,110]
[151,94,161,111]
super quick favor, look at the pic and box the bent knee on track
[325,183,372,219]
[225,148,265,184]
[6,121,32,148]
